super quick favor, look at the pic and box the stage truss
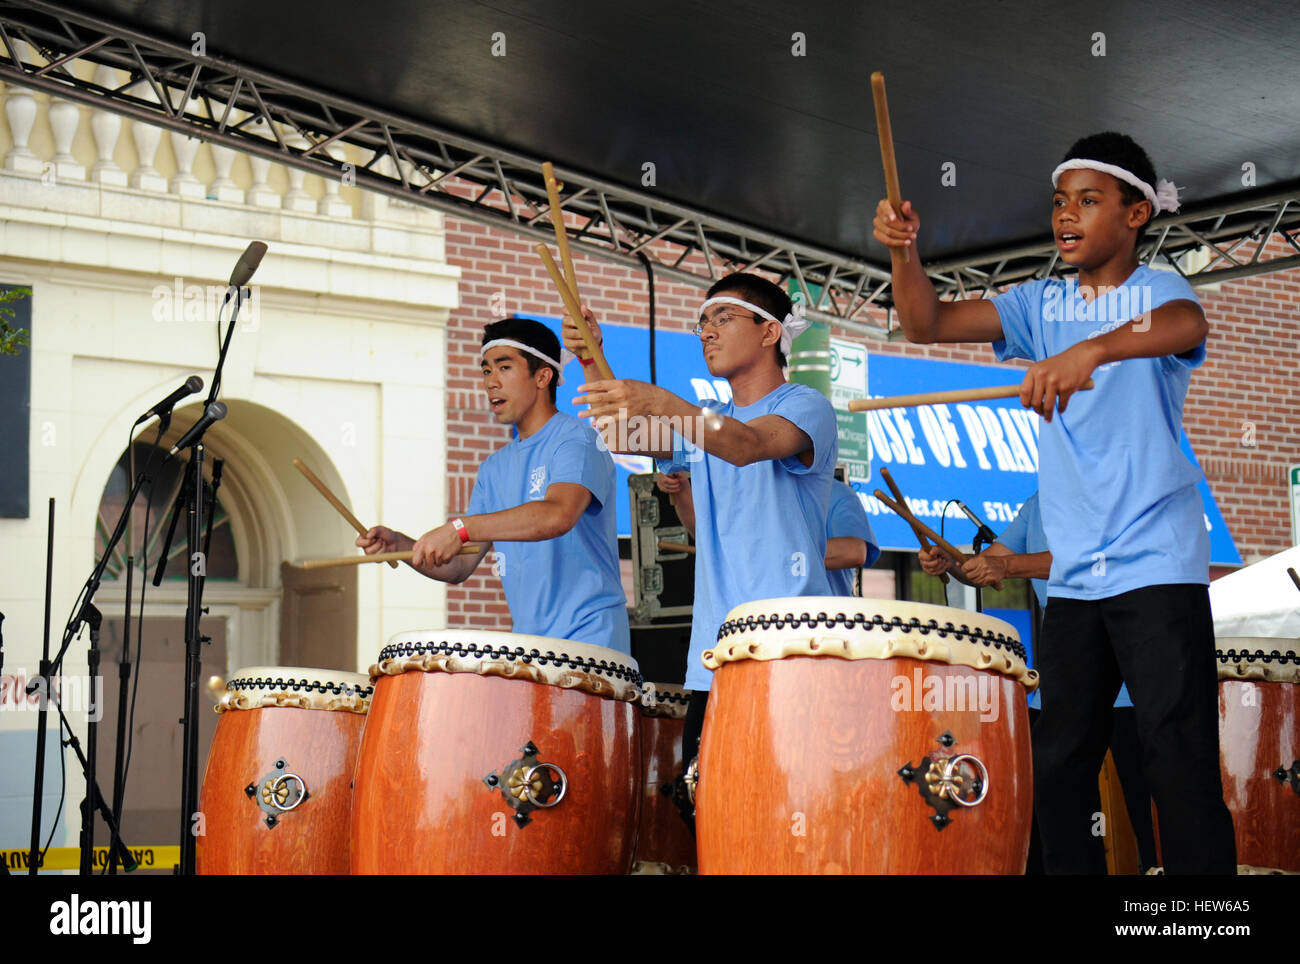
[1,0,1297,338]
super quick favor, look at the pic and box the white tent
[1210,545,1300,640]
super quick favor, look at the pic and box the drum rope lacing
[1215,649,1300,666]
[226,674,374,699]
[378,639,645,688]
[715,611,1027,663]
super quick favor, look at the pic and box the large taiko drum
[695,598,1037,874]
[632,683,697,874]
[1216,638,1300,873]
[351,630,643,874]
[197,666,372,875]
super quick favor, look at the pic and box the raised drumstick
[848,380,1094,413]
[535,244,615,380]
[871,71,908,264]
[880,467,947,585]
[875,488,1003,591]
[541,162,582,305]
[300,548,482,570]
[293,458,398,568]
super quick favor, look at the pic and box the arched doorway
[89,398,359,857]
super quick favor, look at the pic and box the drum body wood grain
[1217,640,1300,873]
[351,631,642,875]
[632,684,696,873]
[197,667,370,875]
[695,599,1036,875]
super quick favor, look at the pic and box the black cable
[637,252,656,385]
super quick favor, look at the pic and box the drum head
[373,630,643,702]
[1215,638,1300,683]
[704,597,1036,688]
[220,666,373,713]
[641,682,692,718]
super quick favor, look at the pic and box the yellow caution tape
[1,845,180,872]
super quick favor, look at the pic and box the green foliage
[0,286,32,356]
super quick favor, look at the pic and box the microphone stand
[972,528,990,615]
[109,418,166,874]
[29,474,147,874]
[27,500,54,874]
[169,285,245,875]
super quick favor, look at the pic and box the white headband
[1051,158,1181,215]
[698,295,811,360]
[480,338,575,386]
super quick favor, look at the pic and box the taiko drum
[632,683,697,874]
[695,598,1037,874]
[351,631,642,874]
[197,666,372,875]
[1216,638,1300,873]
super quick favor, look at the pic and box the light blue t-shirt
[467,412,630,652]
[826,481,880,597]
[992,266,1209,600]
[1003,491,1132,709]
[658,382,838,691]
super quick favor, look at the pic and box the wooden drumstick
[300,548,482,570]
[541,162,582,306]
[657,539,695,555]
[875,489,1003,591]
[541,161,594,367]
[535,244,615,381]
[871,71,908,264]
[880,467,947,585]
[848,380,1095,413]
[293,458,398,568]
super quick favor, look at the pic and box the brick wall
[442,217,1300,624]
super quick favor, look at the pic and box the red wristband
[451,518,470,543]
[579,356,596,366]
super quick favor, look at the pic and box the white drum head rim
[373,629,642,702]
[703,597,1036,689]
[1214,637,1300,683]
[220,666,373,714]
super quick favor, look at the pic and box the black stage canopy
[4,0,1299,321]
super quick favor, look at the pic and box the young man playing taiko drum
[563,273,838,764]
[875,132,1234,874]
[358,316,630,653]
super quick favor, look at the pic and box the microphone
[228,241,267,289]
[139,376,203,424]
[956,500,999,547]
[167,402,227,458]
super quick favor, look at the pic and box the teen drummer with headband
[876,132,1234,874]
[564,273,838,764]
[357,316,630,653]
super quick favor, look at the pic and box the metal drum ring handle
[522,763,567,808]
[268,772,308,811]
[944,754,989,807]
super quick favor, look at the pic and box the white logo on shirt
[790,551,807,577]
[528,466,547,498]
[490,551,506,579]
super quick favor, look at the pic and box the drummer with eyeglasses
[564,272,838,765]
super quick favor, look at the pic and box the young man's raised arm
[872,199,1005,345]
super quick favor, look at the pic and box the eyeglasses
[693,309,756,337]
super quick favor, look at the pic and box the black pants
[682,689,710,768]
[1026,706,1158,874]
[1033,584,1236,874]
